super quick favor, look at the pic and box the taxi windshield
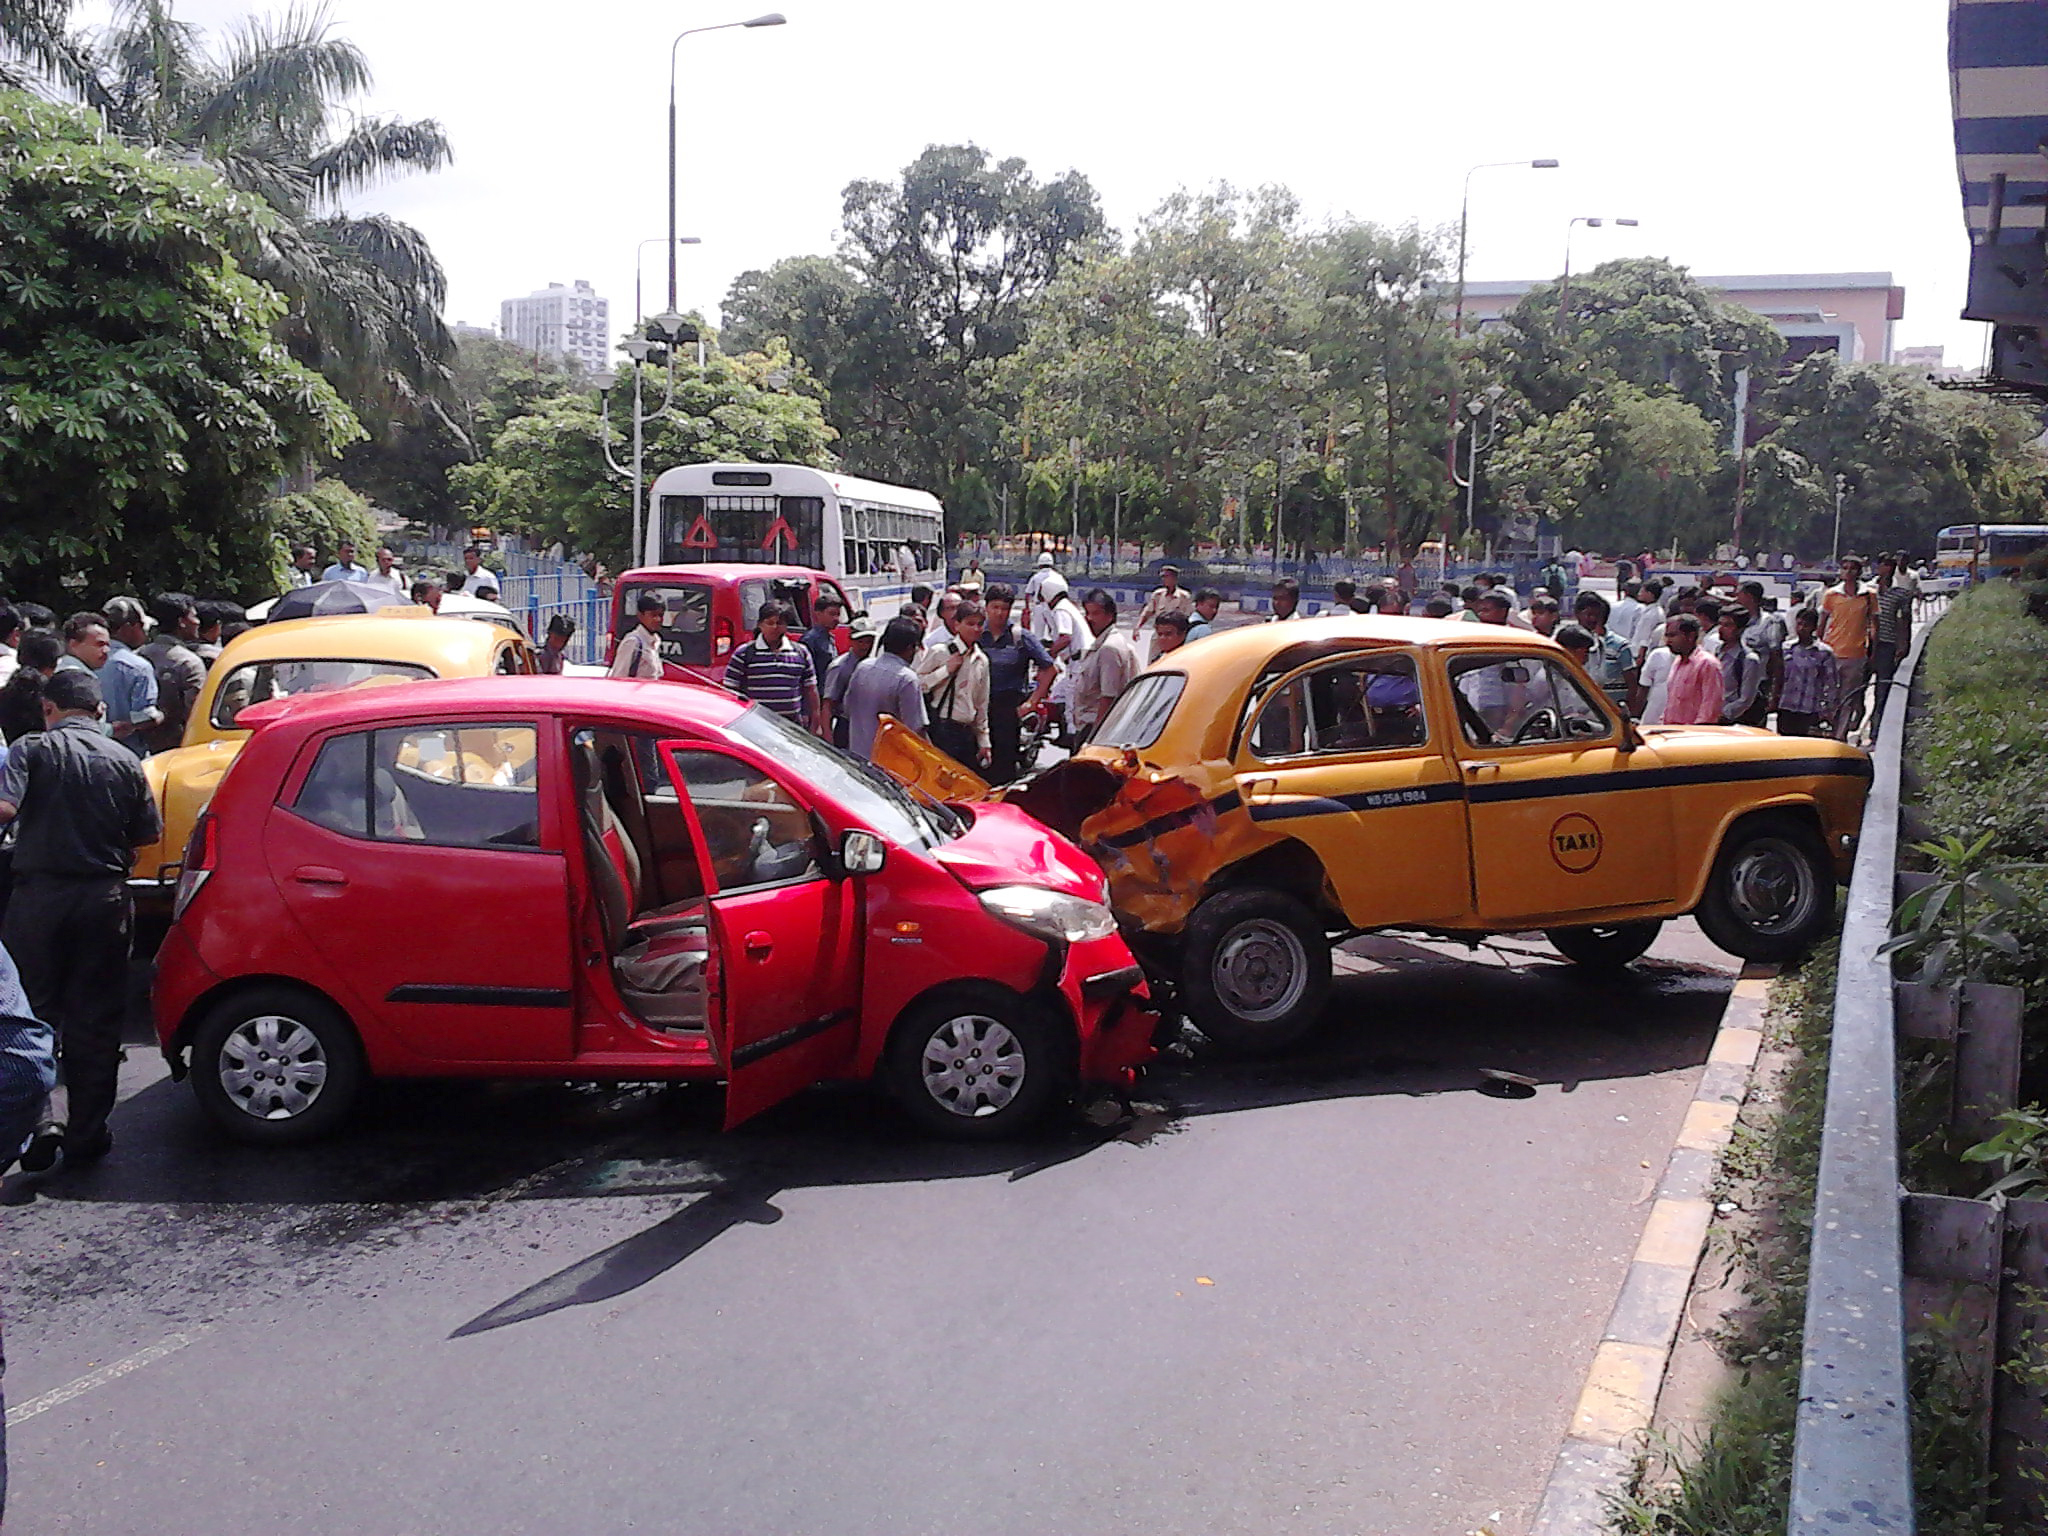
[1092,672,1185,750]
[730,706,956,848]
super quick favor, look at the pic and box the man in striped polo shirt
[724,600,823,735]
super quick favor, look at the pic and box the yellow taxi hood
[868,717,1140,846]
[869,716,992,804]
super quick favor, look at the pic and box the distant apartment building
[1460,272,1905,365]
[499,280,610,373]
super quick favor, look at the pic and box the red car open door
[659,741,862,1126]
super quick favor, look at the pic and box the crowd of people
[1348,551,1918,741]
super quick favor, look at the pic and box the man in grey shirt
[842,617,929,760]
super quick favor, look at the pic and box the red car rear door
[269,718,575,1064]
[658,741,862,1126]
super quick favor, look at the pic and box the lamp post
[1452,158,1559,340]
[668,13,785,314]
[636,236,702,329]
[1446,158,1558,563]
[1452,383,1507,547]
[1832,473,1848,565]
[595,312,692,568]
[1557,216,1638,320]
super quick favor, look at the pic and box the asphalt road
[2,923,1733,1536]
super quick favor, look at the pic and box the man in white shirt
[914,600,992,768]
[449,545,501,596]
[320,539,370,584]
[0,605,20,687]
[361,546,407,597]
[287,544,318,588]
[609,593,666,679]
[922,590,962,648]
[1632,643,1677,725]
[1609,584,1644,659]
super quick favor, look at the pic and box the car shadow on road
[14,947,1729,1335]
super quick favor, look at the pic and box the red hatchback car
[153,677,1154,1143]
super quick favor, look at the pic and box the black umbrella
[263,580,413,623]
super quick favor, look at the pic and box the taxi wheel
[1182,888,1332,1056]
[884,987,1066,1141]
[189,986,365,1146]
[1695,815,1837,963]
[1545,920,1663,971]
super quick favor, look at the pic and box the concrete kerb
[1525,964,1775,1535]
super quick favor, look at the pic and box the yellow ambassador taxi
[134,613,535,898]
[878,616,1869,1054]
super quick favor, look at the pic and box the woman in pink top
[1659,613,1725,725]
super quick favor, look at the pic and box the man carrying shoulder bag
[915,600,992,771]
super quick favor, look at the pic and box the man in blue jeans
[0,937,60,1517]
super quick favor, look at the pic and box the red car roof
[235,676,750,738]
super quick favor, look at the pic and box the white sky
[119,0,1983,365]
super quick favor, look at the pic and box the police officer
[0,669,162,1168]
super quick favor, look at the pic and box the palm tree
[1,0,457,433]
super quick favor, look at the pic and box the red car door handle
[742,930,774,959]
[292,865,349,887]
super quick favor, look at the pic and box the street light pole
[1833,474,1848,564]
[1446,157,1558,561]
[1558,216,1637,322]
[667,13,785,314]
[636,236,702,328]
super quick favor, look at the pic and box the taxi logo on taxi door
[1549,813,1603,873]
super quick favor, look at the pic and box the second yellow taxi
[880,616,1870,1053]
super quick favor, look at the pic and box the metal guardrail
[1788,600,1949,1534]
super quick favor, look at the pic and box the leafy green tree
[1,0,455,430]
[1305,222,1456,555]
[264,477,378,580]
[449,342,834,571]
[724,143,1103,496]
[0,89,357,600]
[1485,257,1780,429]
[1757,355,2048,556]
[1009,185,1321,555]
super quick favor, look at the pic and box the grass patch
[1606,951,1827,1533]
[1608,950,1998,1532]
[1912,583,2048,1093]
[1610,588,2048,1533]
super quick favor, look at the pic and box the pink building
[1459,272,1904,364]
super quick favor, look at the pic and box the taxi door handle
[1458,761,1500,776]
[292,865,348,887]
[742,930,774,960]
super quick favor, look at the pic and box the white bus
[642,462,946,616]
[1934,522,2048,589]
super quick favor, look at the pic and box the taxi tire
[1182,888,1332,1057]
[1545,920,1663,971]
[1694,814,1837,963]
[884,987,1066,1142]
[189,985,365,1146]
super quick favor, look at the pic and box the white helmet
[1035,552,1054,567]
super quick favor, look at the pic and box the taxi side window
[1451,657,1612,748]
[493,643,524,676]
[1249,654,1428,760]
[291,723,543,849]
[668,750,822,892]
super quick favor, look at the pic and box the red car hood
[932,801,1109,902]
